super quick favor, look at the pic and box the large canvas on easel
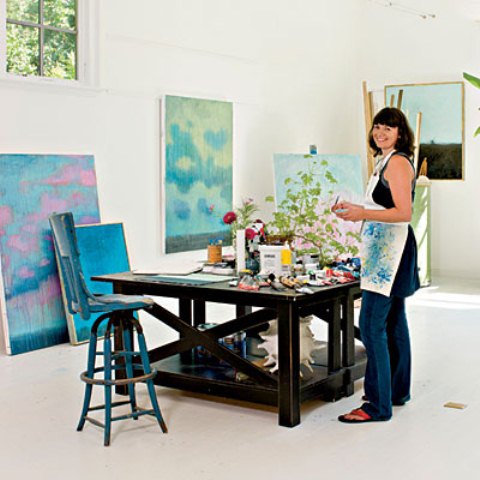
[385,82,464,180]
[0,154,100,355]
[163,95,233,253]
[273,153,364,252]
[61,223,131,345]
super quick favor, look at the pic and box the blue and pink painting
[0,154,100,355]
[164,95,233,253]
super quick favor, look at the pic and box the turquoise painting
[0,154,100,355]
[63,223,131,344]
[164,95,233,253]
[385,82,464,180]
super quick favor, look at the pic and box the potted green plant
[265,157,361,266]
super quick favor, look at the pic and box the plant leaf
[463,72,480,89]
[475,126,480,137]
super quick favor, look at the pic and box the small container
[207,244,222,264]
[309,144,317,155]
[195,323,217,362]
[219,335,235,365]
[233,331,247,358]
[280,242,292,275]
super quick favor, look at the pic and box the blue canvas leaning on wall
[0,154,100,355]
[59,223,131,345]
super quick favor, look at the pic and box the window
[1,0,97,86]
[6,0,77,79]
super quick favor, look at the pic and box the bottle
[281,241,292,275]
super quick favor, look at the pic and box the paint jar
[309,144,317,155]
[234,331,247,358]
[195,323,217,363]
[207,244,222,264]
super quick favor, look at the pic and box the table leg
[342,292,355,368]
[277,302,300,427]
[179,299,193,363]
[193,300,206,327]
[342,292,356,396]
[179,299,192,325]
[328,298,341,374]
[236,305,252,317]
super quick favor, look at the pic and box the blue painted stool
[49,212,167,446]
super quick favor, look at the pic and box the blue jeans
[360,290,411,420]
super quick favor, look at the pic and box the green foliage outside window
[6,0,77,80]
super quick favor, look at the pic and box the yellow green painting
[164,95,233,253]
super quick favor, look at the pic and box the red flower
[223,211,237,224]
[245,228,256,240]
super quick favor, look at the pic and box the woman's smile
[373,124,399,153]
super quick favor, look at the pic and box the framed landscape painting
[385,82,464,180]
[162,95,233,253]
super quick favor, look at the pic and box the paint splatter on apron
[360,151,409,297]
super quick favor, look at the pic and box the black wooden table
[93,272,365,427]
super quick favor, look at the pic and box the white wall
[355,0,480,277]
[0,0,479,277]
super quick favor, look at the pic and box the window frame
[0,0,99,88]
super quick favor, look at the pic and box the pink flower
[223,211,237,224]
[209,204,215,213]
[245,228,256,240]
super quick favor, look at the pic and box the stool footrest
[80,367,157,386]
[83,407,158,427]
[88,399,132,412]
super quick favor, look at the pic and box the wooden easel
[362,81,423,177]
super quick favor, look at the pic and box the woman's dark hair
[368,107,415,157]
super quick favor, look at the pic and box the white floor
[1,276,480,480]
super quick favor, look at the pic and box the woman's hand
[332,201,365,222]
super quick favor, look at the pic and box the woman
[333,107,420,423]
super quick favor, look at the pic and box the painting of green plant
[269,154,364,265]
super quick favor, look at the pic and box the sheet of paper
[133,261,203,275]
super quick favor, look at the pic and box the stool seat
[49,212,167,446]
[88,294,154,312]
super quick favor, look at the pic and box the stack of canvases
[0,154,130,355]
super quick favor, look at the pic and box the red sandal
[338,408,382,423]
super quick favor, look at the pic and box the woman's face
[372,123,399,153]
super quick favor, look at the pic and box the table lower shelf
[151,342,367,407]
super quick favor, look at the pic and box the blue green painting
[0,154,100,355]
[385,82,464,180]
[164,95,233,253]
[64,223,130,344]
